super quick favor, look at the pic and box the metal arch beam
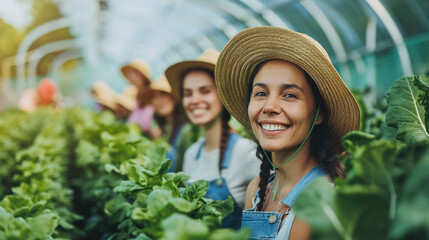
[49,49,82,86]
[300,0,348,63]
[365,0,412,75]
[16,17,74,95]
[0,51,36,109]
[365,17,378,104]
[238,0,294,29]
[300,0,352,85]
[190,0,266,29]
[27,39,78,88]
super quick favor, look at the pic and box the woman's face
[151,91,176,117]
[182,70,223,127]
[248,60,323,152]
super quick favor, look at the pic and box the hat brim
[121,65,152,84]
[215,26,360,153]
[141,89,175,105]
[165,60,215,101]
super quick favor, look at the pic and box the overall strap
[194,139,205,160]
[194,132,240,169]
[280,165,326,207]
[221,132,240,168]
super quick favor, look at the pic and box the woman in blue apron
[165,49,260,229]
[215,26,361,239]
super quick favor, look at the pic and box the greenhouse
[0,0,428,239]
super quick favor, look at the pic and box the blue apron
[241,165,326,239]
[195,132,241,229]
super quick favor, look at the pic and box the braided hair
[153,103,186,144]
[218,109,231,172]
[256,146,272,211]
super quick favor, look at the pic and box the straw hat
[165,49,220,100]
[141,75,173,105]
[121,60,152,84]
[117,85,138,111]
[92,81,118,110]
[215,26,360,153]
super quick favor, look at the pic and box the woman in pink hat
[121,60,155,137]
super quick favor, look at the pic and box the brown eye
[200,87,212,95]
[182,90,191,97]
[253,91,267,97]
[284,93,297,98]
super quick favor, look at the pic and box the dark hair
[249,61,345,211]
[181,67,231,172]
[154,99,186,144]
[218,109,231,172]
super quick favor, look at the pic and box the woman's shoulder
[247,176,260,194]
[184,137,205,155]
[244,176,260,209]
[231,134,257,151]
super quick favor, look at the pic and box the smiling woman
[215,26,361,239]
[141,75,187,172]
[165,49,260,230]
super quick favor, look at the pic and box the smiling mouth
[191,109,207,115]
[260,123,290,131]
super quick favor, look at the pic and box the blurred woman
[165,49,260,229]
[115,85,139,122]
[121,60,155,136]
[141,75,187,172]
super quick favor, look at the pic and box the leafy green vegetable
[414,74,429,131]
[160,214,250,240]
[295,130,429,240]
[0,107,248,239]
[386,75,429,144]
[388,147,429,240]
[161,214,209,240]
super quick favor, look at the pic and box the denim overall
[166,125,185,172]
[241,165,326,239]
[195,132,242,229]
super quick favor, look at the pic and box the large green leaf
[181,180,208,202]
[294,178,389,240]
[27,211,61,238]
[146,189,174,218]
[294,178,344,240]
[414,74,429,131]
[386,75,429,144]
[160,214,209,240]
[388,147,429,240]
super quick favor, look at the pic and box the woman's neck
[204,118,222,151]
[166,114,174,124]
[271,143,317,185]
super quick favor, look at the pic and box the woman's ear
[316,109,324,125]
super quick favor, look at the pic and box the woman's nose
[189,92,202,103]
[263,96,281,114]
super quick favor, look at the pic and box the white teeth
[192,109,206,115]
[261,124,288,131]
